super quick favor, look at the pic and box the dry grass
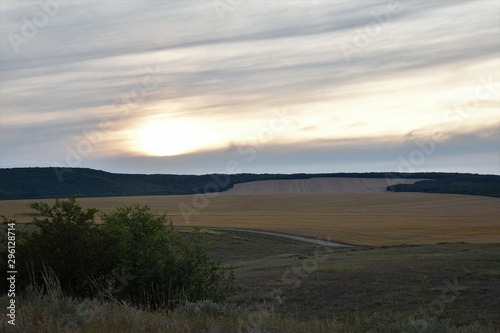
[1,294,495,333]
[1,192,499,246]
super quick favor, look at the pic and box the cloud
[1,0,498,174]
[49,123,499,176]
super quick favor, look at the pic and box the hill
[223,177,424,194]
[0,167,497,200]
[0,167,230,200]
[386,174,500,198]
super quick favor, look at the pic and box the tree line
[0,167,487,200]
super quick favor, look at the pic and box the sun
[134,119,206,156]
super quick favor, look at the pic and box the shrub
[5,197,233,309]
[101,204,234,309]
[16,197,116,297]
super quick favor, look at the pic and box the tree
[18,197,116,297]
[101,204,233,309]
[9,197,233,309]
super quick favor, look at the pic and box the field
[2,180,500,331]
[204,230,500,324]
[1,191,499,246]
[224,177,424,194]
[3,231,500,331]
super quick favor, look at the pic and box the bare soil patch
[223,178,424,194]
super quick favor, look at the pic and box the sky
[0,0,499,175]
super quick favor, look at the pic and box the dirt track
[224,178,423,194]
[208,227,353,247]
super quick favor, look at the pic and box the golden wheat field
[1,190,499,246]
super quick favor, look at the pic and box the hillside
[386,174,500,198]
[224,177,424,194]
[0,167,232,200]
[0,167,497,200]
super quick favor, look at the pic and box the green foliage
[17,197,117,297]
[168,227,235,305]
[387,175,500,198]
[0,167,478,200]
[8,197,233,309]
[101,205,233,309]
[0,167,237,199]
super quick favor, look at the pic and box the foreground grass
[1,294,496,333]
[2,230,499,332]
[202,231,500,322]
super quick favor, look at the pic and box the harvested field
[2,192,499,246]
[223,177,424,194]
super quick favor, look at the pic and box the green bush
[4,197,233,309]
[16,197,116,297]
[101,204,234,308]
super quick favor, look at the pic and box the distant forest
[386,174,500,198]
[0,167,498,200]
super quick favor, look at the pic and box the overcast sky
[1,0,499,175]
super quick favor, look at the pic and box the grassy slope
[2,230,499,332]
[203,230,500,324]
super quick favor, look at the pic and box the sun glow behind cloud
[133,119,207,156]
[0,0,498,174]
